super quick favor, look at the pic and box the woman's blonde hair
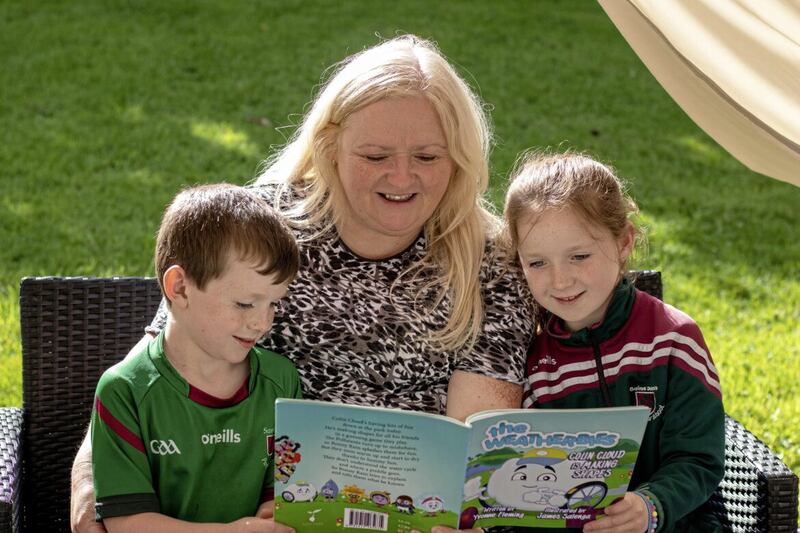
[255,35,496,351]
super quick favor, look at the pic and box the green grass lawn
[1,0,798,483]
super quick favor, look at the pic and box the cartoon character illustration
[320,479,339,501]
[307,509,322,523]
[562,481,609,510]
[394,495,415,514]
[275,462,297,483]
[486,448,574,511]
[370,490,391,507]
[341,484,365,503]
[281,481,317,503]
[274,435,303,483]
[278,449,301,466]
[419,495,444,516]
[275,436,302,464]
[463,476,485,501]
[274,435,299,455]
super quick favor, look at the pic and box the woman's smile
[380,192,416,202]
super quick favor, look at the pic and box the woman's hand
[583,492,649,532]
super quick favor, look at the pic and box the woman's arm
[439,371,522,533]
[70,333,155,533]
[445,370,522,421]
[433,372,501,533]
[71,432,105,533]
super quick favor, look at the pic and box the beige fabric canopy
[598,0,800,187]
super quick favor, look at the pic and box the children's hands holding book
[237,501,295,533]
[583,492,649,533]
[226,517,292,533]
[218,501,295,533]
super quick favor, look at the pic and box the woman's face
[334,95,454,258]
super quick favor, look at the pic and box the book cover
[459,407,649,529]
[273,399,648,532]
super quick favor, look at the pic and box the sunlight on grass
[4,200,33,217]
[636,203,800,474]
[121,104,145,123]
[120,168,169,189]
[676,135,726,162]
[640,210,800,473]
[190,121,261,158]
[0,289,21,406]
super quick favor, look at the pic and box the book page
[274,399,469,533]
[462,406,649,529]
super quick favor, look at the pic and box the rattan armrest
[709,415,799,532]
[0,407,23,533]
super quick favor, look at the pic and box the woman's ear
[162,265,190,309]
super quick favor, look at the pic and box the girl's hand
[583,492,648,532]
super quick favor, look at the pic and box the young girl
[504,152,725,533]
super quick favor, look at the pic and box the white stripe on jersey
[527,331,721,400]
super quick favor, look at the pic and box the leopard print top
[148,184,534,415]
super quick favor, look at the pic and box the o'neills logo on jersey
[536,355,557,367]
[201,429,241,445]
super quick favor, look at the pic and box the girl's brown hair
[504,151,642,267]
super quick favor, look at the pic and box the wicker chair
[0,274,797,532]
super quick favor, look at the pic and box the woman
[71,35,533,532]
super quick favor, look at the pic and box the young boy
[91,184,302,532]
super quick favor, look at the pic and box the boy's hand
[229,516,295,533]
[255,501,275,519]
[583,492,648,532]
[243,501,294,533]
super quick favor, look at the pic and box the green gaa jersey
[91,332,302,523]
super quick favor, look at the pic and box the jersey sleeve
[288,368,303,399]
[453,242,535,385]
[91,368,160,519]
[636,319,725,530]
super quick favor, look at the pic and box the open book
[273,399,649,532]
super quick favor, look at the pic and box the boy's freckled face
[180,252,290,367]
[516,208,629,332]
